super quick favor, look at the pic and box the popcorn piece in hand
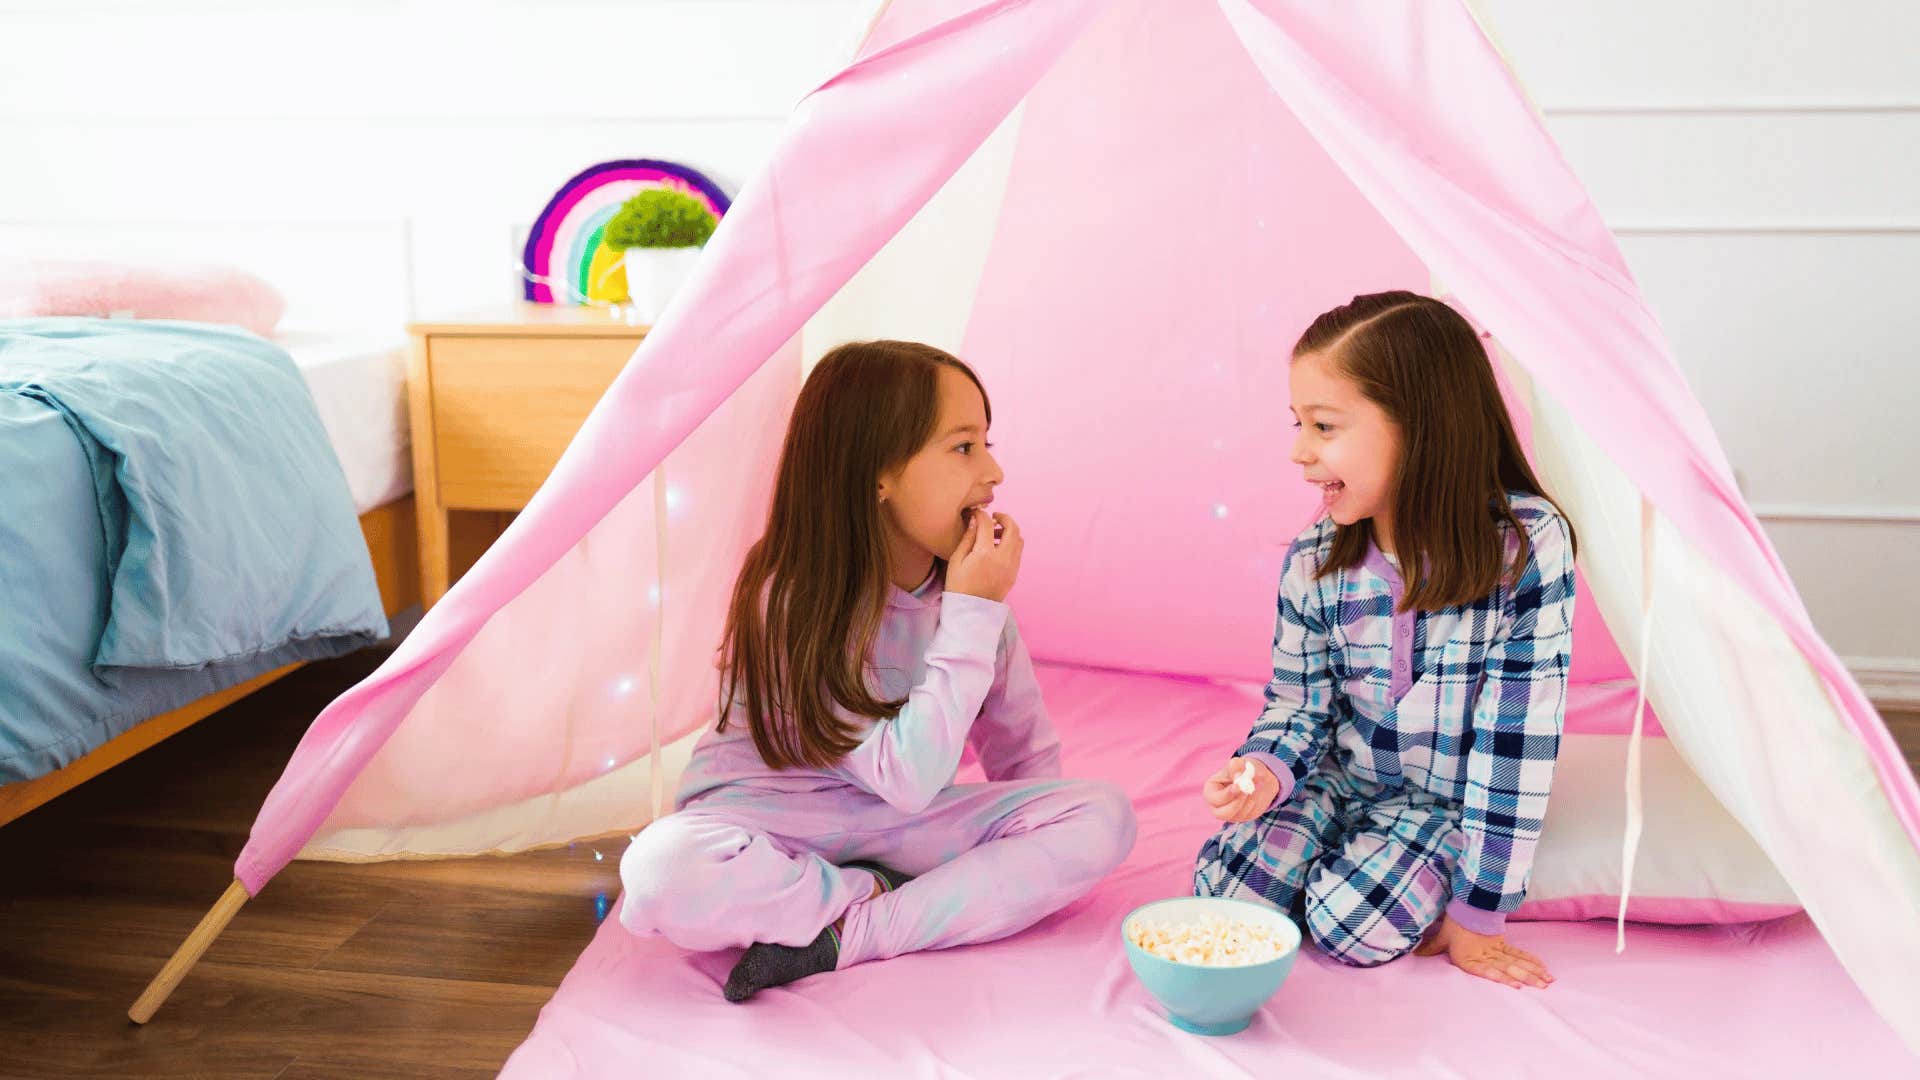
[1234,760,1257,795]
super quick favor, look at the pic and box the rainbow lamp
[522,159,730,305]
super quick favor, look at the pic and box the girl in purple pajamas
[619,339,1137,1002]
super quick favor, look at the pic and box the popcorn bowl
[1120,896,1302,1036]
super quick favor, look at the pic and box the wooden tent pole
[127,878,250,1024]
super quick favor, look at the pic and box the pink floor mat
[502,664,1915,1078]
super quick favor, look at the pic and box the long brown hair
[1295,291,1576,611]
[717,340,992,770]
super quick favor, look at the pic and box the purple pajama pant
[620,777,1136,968]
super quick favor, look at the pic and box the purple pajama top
[677,570,1063,815]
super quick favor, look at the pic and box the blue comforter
[0,318,388,782]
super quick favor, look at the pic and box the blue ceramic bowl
[1121,896,1302,1036]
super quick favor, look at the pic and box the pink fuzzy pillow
[0,259,286,337]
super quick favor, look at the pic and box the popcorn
[1126,913,1289,966]
[1234,760,1257,795]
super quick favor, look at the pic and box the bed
[0,323,420,826]
[500,662,1914,1077]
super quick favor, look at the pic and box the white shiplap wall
[1477,0,1920,702]
[2,0,1915,699]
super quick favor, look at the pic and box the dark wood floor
[2,650,1917,1080]
[1892,709,1920,784]
[0,649,621,1079]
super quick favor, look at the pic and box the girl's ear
[876,478,891,503]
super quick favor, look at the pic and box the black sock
[723,927,840,1003]
[721,862,916,1004]
[842,860,915,895]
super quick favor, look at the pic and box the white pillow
[1516,732,1800,924]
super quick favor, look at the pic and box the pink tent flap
[1217,0,1918,846]
[234,0,1107,893]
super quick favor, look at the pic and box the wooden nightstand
[405,303,649,607]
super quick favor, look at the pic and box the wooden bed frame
[0,498,423,827]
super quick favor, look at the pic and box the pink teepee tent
[135,1,1920,1071]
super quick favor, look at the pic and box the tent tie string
[1615,497,1657,954]
[649,467,669,825]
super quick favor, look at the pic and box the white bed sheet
[278,331,412,514]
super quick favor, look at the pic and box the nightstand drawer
[427,335,633,509]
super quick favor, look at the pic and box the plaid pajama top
[1238,493,1576,934]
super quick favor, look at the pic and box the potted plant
[601,188,719,322]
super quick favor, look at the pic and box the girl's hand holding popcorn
[1201,758,1281,823]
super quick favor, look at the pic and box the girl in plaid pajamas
[1195,292,1578,990]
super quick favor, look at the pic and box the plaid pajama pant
[1194,766,1466,967]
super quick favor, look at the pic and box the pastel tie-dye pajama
[619,576,1137,969]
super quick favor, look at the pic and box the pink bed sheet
[501,664,1913,1078]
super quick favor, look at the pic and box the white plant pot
[621,246,704,324]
